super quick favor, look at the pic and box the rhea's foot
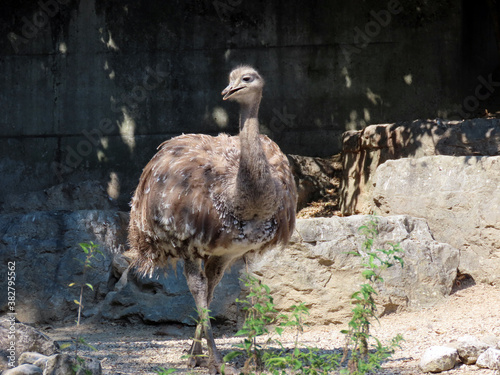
[186,354,208,368]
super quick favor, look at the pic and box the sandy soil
[46,283,500,375]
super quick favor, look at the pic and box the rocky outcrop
[0,210,128,324]
[245,215,459,325]
[0,178,470,328]
[341,119,500,215]
[99,215,459,327]
[373,155,500,285]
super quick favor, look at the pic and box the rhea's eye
[242,75,252,82]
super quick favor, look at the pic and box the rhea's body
[128,132,295,270]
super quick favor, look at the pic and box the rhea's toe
[187,355,208,368]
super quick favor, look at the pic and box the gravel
[46,284,500,374]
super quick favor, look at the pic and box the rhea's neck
[235,98,278,220]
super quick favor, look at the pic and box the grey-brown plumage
[128,65,297,373]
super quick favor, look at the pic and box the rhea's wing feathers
[260,135,297,246]
[129,134,237,266]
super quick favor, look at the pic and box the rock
[19,352,49,366]
[0,319,58,370]
[476,348,500,370]
[44,354,101,375]
[341,118,500,215]
[100,259,244,325]
[33,357,49,370]
[455,335,490,364]
[373,155,500,285]
[245,215,459,325]
[419,346,458,373]
[0,210,128,324]
[481,334,500,349]
[3,364,43,375]
[287,154,342,211]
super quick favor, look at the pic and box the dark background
[0,0,498,209]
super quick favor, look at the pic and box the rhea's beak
[222,83,244,100]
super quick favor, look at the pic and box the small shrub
[61,241,103,374]
[225,276,341,375]
[340,216,404,374]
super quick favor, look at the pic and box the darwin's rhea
[128,66,297,373]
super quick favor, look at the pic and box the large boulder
[341,119,500,215]
[0,210,128,324]
[100,257,243,325]
[373,155,500,285]
[245,215,459,325]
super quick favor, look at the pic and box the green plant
[340,217,404,374]
[62,241,103,374]
[225,275,279,373]
[180,307,211,366]
[155,367,177,375]
[225,276,341,375]
[264,303,340,375]
[69,242,103,326]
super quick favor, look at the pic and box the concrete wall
[0,0,497,209]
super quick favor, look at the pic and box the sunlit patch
[99,28,120,51]
[118,108,136,152]
[97,150,107,162]
[212,106,228,129]
[366,88,382,105]
[107,172,120,200]
[364,108,371,122]
[100,137,109,149]
[58,42,67,54]
[341,67,352,88]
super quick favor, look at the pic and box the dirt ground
[46,283,500,375]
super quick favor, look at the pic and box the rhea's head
[221,65,264,106]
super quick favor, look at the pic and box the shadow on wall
[4,0,495,212]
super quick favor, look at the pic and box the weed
[225,276,341,375]
[340,216,404,374]
[61,241,103,374]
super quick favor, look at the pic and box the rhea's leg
[205,255,232,305]
[184,258,223,374]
